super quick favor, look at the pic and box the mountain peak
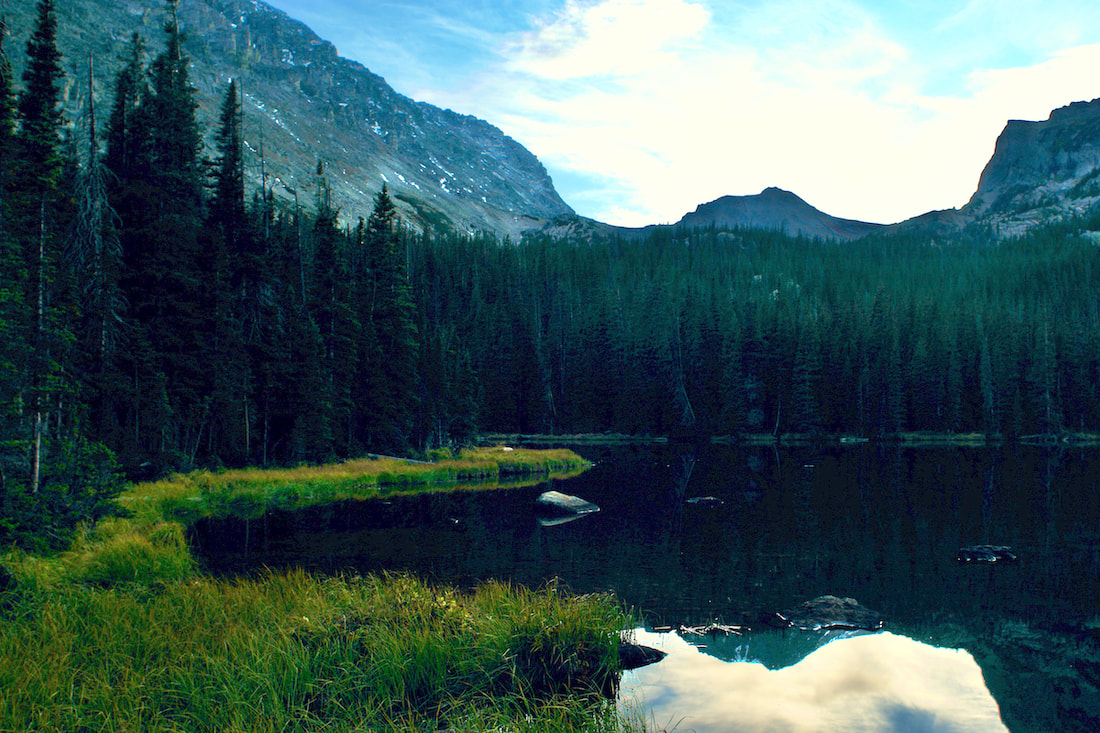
[676,188,883,241]
[964,97,1100,235]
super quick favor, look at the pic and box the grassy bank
[122,446,591,524]
[0,448,641,732]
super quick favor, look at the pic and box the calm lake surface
[190,444,1100,732]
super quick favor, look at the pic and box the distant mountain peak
[676,187,884,241]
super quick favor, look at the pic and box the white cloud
[622,629,1006,731]
[504,0,710,80]
[418,0,1100,227]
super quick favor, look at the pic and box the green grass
[121,446,591,524]
[0,447,641,732]
[0,567,635,732]
[0,567,638,726]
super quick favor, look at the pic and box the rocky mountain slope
[6,1,1100,241]
[964,97,1100,236]
[3,0,573,238]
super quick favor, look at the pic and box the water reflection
[622,628,1007,732]
[189,444,1100,732]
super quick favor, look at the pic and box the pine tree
[210,80,246,257]
[206,80,253,463]
[111,2,211,469]
[358,186,418,450]
[0,11,28,513]
[103,34,147,187]
[12,0,70,495]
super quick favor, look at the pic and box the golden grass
[0,447,639,732]
[119,446,590,524]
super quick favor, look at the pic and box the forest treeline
[4,1,1100,548]
[433,223,1100,441]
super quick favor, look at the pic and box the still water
[190,444,1100,732]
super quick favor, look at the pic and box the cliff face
[965,98,1100,235]
[4,0,572,237]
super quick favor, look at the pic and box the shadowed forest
[4,1,1100,549]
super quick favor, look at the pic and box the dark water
[189,444,1100,732]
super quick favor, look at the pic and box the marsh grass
[0,447,639,732]
[0,568,633,732]
[122,446,589,524]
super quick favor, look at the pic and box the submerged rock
[957,545,1018,564]
[686,496,724,507]
[773,595,885,632]
[535,490,600,517]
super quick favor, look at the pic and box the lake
[189,444,1100,732]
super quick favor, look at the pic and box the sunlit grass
[0,447,641,732]
[0,567,635,732]
[118,446,590,524]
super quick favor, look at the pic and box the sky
[261,0,1100,227]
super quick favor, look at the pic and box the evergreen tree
[12,0,70,495]
[116,2,211,469]
[210,80,246,257]
[0,13,14,204]
[103,34,147,187]
[358,186,418,450]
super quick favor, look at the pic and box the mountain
[3,0,572,238]
[674,187,884,240]
[7,1,1100,242]
[964,97,1100,236]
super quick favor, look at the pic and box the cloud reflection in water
[621,629,1006,732]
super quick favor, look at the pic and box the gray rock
[774,595,885,632]
[957,545,1018,564]
[686,496,724,507]
[535,490,599,517]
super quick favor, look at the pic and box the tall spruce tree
[13,0,70,495]
[358,186,418,450]
[0,10,27,515]
[110,1,211,469]
[206,80,252,463]
[103,34,147,187]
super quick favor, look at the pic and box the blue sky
[263,0,1100,226]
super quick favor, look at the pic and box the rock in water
[957,545,1018,564]
[775,595,885,632]
[686,496,724,506]
[619,642,667,670]
[535,490,600,516]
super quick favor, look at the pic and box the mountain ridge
[4,0,573,238]
[5,0,1100,241]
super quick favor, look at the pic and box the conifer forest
[4,0,1100,549]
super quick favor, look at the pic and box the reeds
[0,447,640,731]
[0,568,635,731]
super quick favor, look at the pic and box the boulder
[535,490,600,517]
[773,595,885,632]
